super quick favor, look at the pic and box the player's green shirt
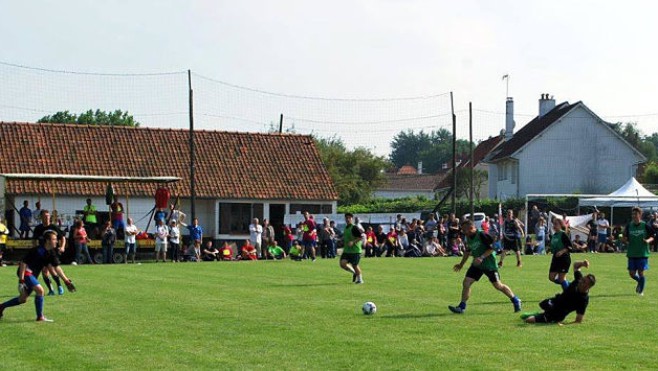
[268,245,285,257]
[626,221,650,258]
[550,231,569,254]
[343,224,363,254]
[466,231,497,271]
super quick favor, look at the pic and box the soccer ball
[362,301,377,315]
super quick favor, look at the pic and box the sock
[2,297,22,309]
[511,296,520,304]
[631,274,640,282]
[458,301,466,310]
[35,295,44,319]
[43,277,54,292]
[52,275,62,288]
[561,280,570,290]
[639,276,646,292]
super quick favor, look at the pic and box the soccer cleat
[58,286,64,295]
[352,273,357,283]
[47,291,55,296]
[36,316,54,322]
[636,282,641,294]
[513,298,522,313]
[355,277,363,284]
[516,261,522,268]
[448,305,464,314]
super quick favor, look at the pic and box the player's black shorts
[549,254,571,273]
[341,253,361,266]
[533,313,557,323]
[503,237,520,251]
[466,265,500,283]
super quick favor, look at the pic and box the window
[511,163,518,185]
[219,203,253,234]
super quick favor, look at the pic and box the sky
[2,0,658,157]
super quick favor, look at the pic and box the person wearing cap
[522,260,595,324]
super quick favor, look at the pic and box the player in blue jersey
[0,231,76,322]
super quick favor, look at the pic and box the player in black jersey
[32,210,67,295]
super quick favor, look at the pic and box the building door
[269,204,286,245]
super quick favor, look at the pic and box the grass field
[0,254,656,370]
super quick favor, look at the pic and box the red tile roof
[378,173,444,191]
[0,122,338,201]
[397,165,418,175]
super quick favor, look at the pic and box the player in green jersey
[449,220,522,314]
[340,213,365,284]
[623,207,654,296]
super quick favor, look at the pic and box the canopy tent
[579,177,658,208]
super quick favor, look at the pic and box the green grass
[0,254,656,370]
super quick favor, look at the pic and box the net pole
[188,70,196,220]
[451,92,456,215]
[469,102,474,218]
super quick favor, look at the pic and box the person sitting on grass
[572,235,587,253]
[267,240,286,260]
[522,260,595,325]
[239,240,258,261]
[289,240,303,261]
[219,242,234,261]
[423,236,447,257]
[202,241,220,261]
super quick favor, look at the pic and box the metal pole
[450,92,457,215]
[188,70,196,220]
[279,114,283,134]
[469,102,474,218]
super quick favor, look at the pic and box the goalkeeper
[0,231,76,322]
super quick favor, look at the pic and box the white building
[484,94,646,199]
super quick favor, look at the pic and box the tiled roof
[486,101,578,162]
[397,165,418,175]
[378,173,445,191]
[435,135,503,190]
[0,122,338,201]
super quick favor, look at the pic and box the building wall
[372,190,435,199]
[490,105,643,198]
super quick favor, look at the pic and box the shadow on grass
[380,312,472,319]
[269,283,342,287]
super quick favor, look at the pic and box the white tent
[579,177,658,208]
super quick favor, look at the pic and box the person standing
[596,212,610,253]
[0,231,76,322]
[339,213,365,284]
[499,210,523,268]
[124,218,139,264]
[32,201,42,227]
[101,221,117,264]
[73,220,93,265]
[262,219,276,258]
[301,212,317,261]
[535,217,547,255]
[650,212,658,253]
[623,207,654,296]
[82,198,98,237]
[248,218,263,259]
[522,260,595,324]
[168,220,181,263]
[548,218,573,291]
[0,217,9,267]
[19,200,32,239]
[586,211,598,253]
[449,220,522,314]
[154,219,169,263]
[181,218,203,263]
[110,196,125,235]
[318,218,335,259]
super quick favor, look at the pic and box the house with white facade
[484,95,646,199]
[373,164,444,200]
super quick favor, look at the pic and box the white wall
[372,190,435,199]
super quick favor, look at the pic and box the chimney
[417,161,423,175]
[539,93,556,117]
[505,97,515,141]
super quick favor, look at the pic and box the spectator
[110,196,125,235]
[489,214,501,252]
[219,242,234,261]
[262,219,276,257]
[73,220,93,265]
[447,218,461,255]
[437,216,446,246]
[425,213,438,238]
[239,240,258,261]
[123,217,139,264]
[154,219,169,263]
[289,240,303,261]
[82,198,98,237]
[572,235,587,253]
[651,212,658,253]
[248,218,263,259]
[424,236,447,257]
[282,224,294,254]
[101,221,117,264]
[398,229,410,255]
[384,226,400,257]
[19,200,32,239]
[524,235,535,255]
[374,225,387,257]
[181,218,203,263]
[300,211,317,261]
[154,208,167,224]
[318,218,335,259]
[530,205,540,234]
[0,216,9,266]
[32,201,42,226]
[168,220,180,263]
[167,203,186,225]
[202,241,220,261]
[364,226,377,257]
[267,240,286,260]
[481,216,490,234]
[586,212,598,253]
[596,212,610,252]
[535,217,547,254]
[330,220,342,255]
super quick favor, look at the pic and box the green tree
[315,136,390,205]
[641,162,658,184]
[38,109,140,127]
[610,122,657,162]
[390,129,469,173]
[453,168,488,201]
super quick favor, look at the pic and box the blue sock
[35,295,44,319]
[561,280,570,290]
[1,297,22,309]
[458,301,466,310]
[511,296,520,304]
[631,274,640,282]
[639,276,646,292]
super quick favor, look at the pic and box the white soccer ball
[362,301,377,315]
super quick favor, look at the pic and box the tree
[314,136,390,205]
[38,109,140,127]
[389,129,469,173]
[610,122,657,162]
[641,162,658,184]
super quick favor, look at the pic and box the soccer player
[522,260,595,324]
[548,218,573,291]
[0,231,76,322]
[623,207,654,296]
[32,210,66,295]
[449,220,522,314]
[340,213,365,284]
[499,210,523,268]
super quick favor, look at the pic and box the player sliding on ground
[449,220,522,314]
[0,231,76,322]
[522,260,595,324]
